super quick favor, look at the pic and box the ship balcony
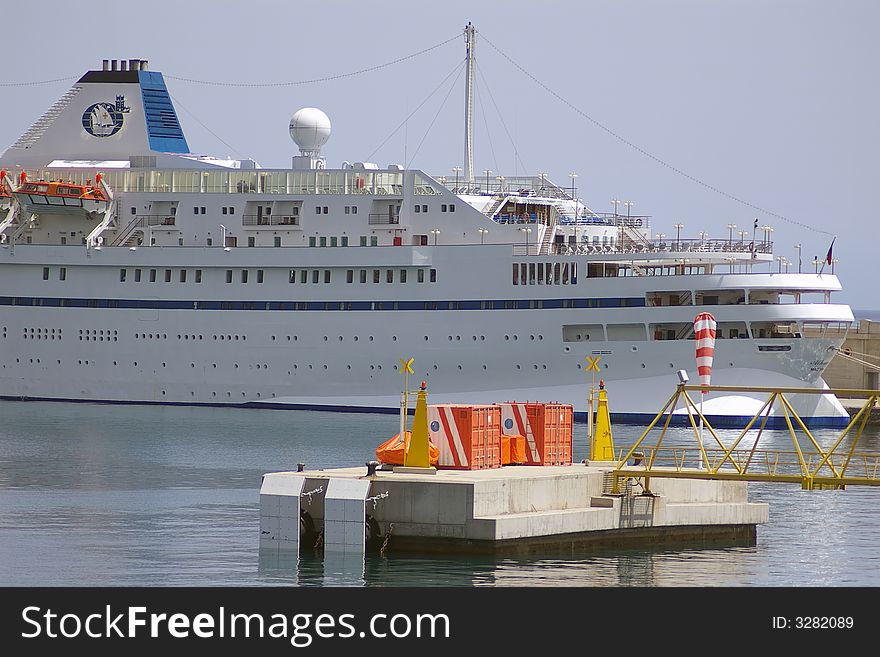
[368,213,402,225]
[242,214,300,228]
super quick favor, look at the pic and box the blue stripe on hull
[0,395,850,429]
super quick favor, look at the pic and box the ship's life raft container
[375,431,440,466]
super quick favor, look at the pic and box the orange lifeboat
[12,172,111,218]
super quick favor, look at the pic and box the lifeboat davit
[12,171,111,219]
[0,169,12,209]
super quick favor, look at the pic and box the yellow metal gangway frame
[611,385,880,493]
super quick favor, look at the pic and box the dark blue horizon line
[0,394,849,429]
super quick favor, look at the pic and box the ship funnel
[0,61,189,168]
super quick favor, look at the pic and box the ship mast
[463,22,476,190]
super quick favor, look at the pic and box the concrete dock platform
[261,464,769,556]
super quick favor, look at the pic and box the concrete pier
[261,464,768,556]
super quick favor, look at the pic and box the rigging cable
[476,63,528,178]
[165,35,460,88]
[167,92,250,161]
[478,30,834,237]
[406,62,465,170]
[0,75,78,87]
[475,83,500,179]
[367,59,464,163]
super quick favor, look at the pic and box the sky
[1,0,876,309]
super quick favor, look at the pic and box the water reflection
[1,400,880,586]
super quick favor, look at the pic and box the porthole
[457,365,462,370]
[641,363,646,368]
[530,335,535,341]
[631,345,638,352]
[564,346,571,353]
[392,336,397,341]
[516,364,521,370]
[482,365,487,370]
[504,335,509,341]
[323,336,328,341]
[533,364,539,369]
[604,363,609,369]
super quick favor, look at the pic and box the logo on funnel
[82,95,130,137]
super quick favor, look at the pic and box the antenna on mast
[463,22,476,191]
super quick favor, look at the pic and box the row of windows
[308,235,352,247]
[2,295,647,311]
[22,327,63,340]
[121,268,205,283]
[413,204,456,213]
[42,267,67,281]
[284,268,437,285]
[513,262,578,286]
[8,357,623,375]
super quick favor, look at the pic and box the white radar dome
[289,107,331,154]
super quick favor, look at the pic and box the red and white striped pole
[693,312,716,469]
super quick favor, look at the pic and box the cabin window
[200,207,206,214]
[513,263,519,285]
[346,270,354,283]
[179,269,187,283]
[430,269,437,283]
[414,205,421,213]
[274,236,281,247]
[324,270,331,284]
[222,207,227,215]
[341,236,349,247]
[195,269,202,283]
[320,236,327,247]
[449,204,455,212]
[309,236,316,247]
[351,206,357,214]
[316,206,322,214]
[257,269,264,284]
[206,238,213,246]
[312,270,319,284]
[386,269,394,283]
[373,269,380,284]
[330,236,338,247]
[360,269,367,283]
[417,268,425,283]
[241,270,249,284]
[300,270,307,284]
[323,206,328,214]
[441,204,447,212]
[289,269,296,284]
[371,236,378,246]
[149,269,157,283]
[360,236,368,247]
[130,207,136,215]
[225,270,233,284]
[165,269,172,283]
[59,267,66,281]
[43,267,50,281]
[400,269,407,283]
[135,268,142,282]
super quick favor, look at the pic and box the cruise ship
[0,33,854,427]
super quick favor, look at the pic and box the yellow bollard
[404,381,431,468]
[592,380,616,462]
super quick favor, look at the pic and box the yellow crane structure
[611,384,880,493]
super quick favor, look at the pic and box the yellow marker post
[585,356,601,460]
[398,357,414,461]
[593,379,616,462]
[404,381,432,468]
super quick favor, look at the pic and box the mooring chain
[365,491,390,510]
[379,523,394,557]
[300,486,323,505]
